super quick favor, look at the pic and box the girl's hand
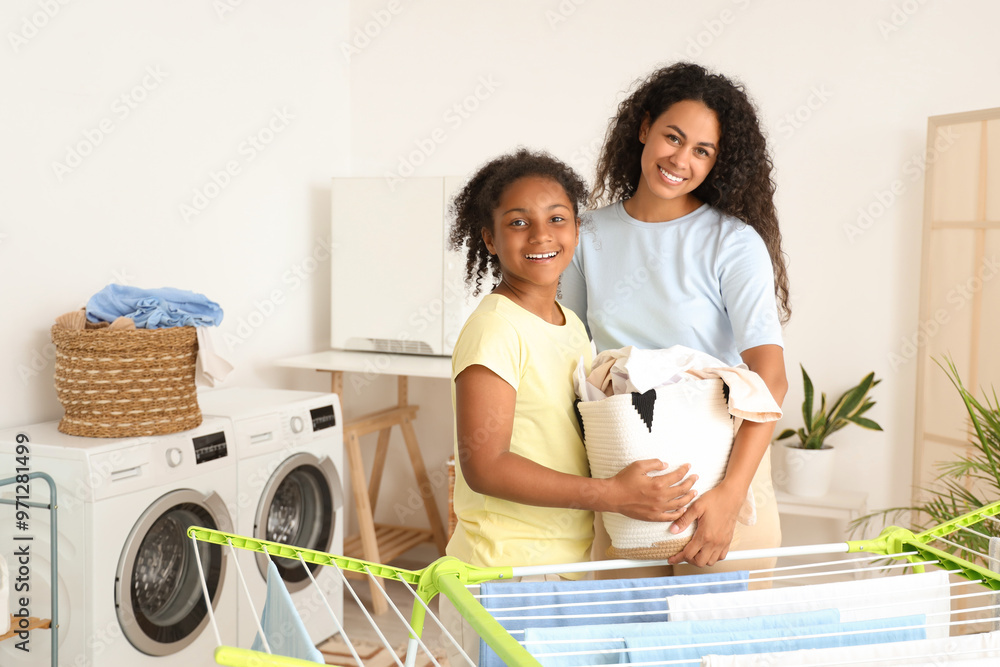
[666,482,743,567]
[606,460,697,521]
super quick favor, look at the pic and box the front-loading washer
[0,418,238,667]
[199,387,345,647]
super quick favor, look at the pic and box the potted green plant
[851,358,1000,559]
[775,365,883,496]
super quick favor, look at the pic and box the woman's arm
[666,344,787,567]
[456,364,697,520]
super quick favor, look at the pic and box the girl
[442,148,697,663]
[560,63,790,575]
[447,148,695,569]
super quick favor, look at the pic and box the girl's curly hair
[592,62,791,323]
[449,148,588,296]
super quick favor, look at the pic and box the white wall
[343,0,1000,547]
[1,1,351,419]
[3,1,999,555]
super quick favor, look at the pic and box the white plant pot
[781,444,835,497]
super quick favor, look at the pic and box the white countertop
[276,349,452,379]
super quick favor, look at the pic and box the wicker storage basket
[51,324,202,437]
[578,378,735,559]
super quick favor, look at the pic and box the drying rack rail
[190,500,1000,667]
[0,471,58,666]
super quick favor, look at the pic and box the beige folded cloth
[55,309,87,330]
[583,345,782,426]
[107,316,136,330]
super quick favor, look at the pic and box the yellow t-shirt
[448,294,594,572]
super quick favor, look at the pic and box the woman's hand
[604,460,698,521]
[666,481,743,567]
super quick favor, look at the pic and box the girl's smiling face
[633,99,720,217]
[482,175,579,295]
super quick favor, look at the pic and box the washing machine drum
[255,452,343,591]
[116,489,232,656]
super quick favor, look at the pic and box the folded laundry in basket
[478,570,748,667]
[578,345,782,425]
[86,284,224,328]
[522,609,841,667]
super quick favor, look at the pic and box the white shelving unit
[775,488,869,523]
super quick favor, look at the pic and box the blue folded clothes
[522,609,842,666]
[479,571,748,667]
[86,284,223,328]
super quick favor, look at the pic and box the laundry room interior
[3,1,1000,666]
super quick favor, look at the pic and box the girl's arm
[666,344,787,567]
[456,364,697,521]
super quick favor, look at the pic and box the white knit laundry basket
[577,378,735,559]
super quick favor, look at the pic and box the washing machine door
[254,452,343,591]
[115,489,232,656]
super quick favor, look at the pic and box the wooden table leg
[328,370,343,397]
[367,428,391,513]
[399,416,449,555]
[344,427,387,614]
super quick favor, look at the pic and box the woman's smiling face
[634,99,720,213]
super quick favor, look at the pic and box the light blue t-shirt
[560,201,782,366]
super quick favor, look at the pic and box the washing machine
[0,418,238,667]
[198,387,345,647]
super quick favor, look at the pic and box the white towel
[195,327,235,387]
[700,629,1000,666]
[667,571,952,641]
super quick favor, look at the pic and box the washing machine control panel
[309,404,337,432]
[192,430,229,464]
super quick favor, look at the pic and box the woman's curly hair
[592,62,791,323]
[449,148,588,296]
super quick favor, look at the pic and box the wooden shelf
[1,616,50,641]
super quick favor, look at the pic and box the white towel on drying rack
[666,571,952,640]
[700,628,1000,666]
